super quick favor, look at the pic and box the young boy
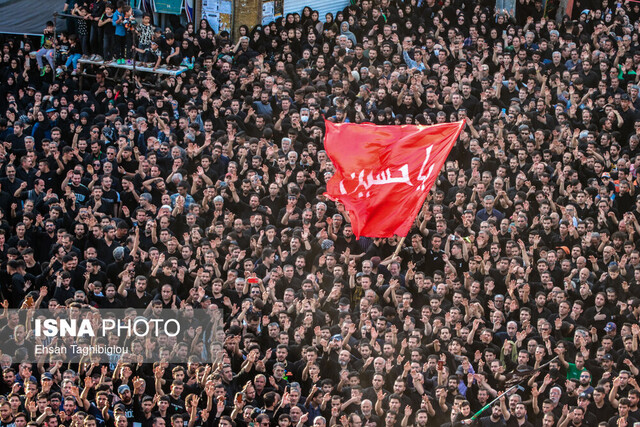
[135,13,154,55]
[132,39,162,69]
[98,2,116,61]
[35,21,56,75]
[112,1,126,64]
[160,32,181,69]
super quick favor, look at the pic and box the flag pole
[392,236,406,259]
[470,385,520,420]
[470,355,559,420]
[391,192,433,259]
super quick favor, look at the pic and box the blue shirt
[170,193,196,209]
[403,50,427,71]
[113,11,125,36]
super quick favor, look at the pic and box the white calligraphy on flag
[338,145,434,198]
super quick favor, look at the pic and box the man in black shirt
[155,379,186,417]
[119,276,153,309]
[478,404,507,427]
[117,384,136,426]
[0,164,24,198]
[503,401,533,427]
[424,234,445,277]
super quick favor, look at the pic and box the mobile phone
[26,296,34,308]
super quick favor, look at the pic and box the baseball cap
[604,322,617,332]
[42,373,54,380]
[602,353,613,361]
[118,385,131,394]
[338,298,350,306]
[578,392,592,400]
[602,172,611,178]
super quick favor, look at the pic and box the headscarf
[340,22,357,46]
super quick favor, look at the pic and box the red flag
[324,120,465,238]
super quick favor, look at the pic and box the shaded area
[0,0,65,35]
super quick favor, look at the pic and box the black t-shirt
[69,182,91,204]
[160,39,179,58]
[125,290,153,309]
[168,394,186,416]
[608,415,638,427]
[120,399,135,425]
[101,13,115,36]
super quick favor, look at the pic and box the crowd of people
[1,0,640,426]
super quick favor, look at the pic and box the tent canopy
[0,0,65,35]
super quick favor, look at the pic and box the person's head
[619,398,631,416]
[0,401,11,418]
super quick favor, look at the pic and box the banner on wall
[202,0,232,32]
[261,0,282,24]
[154,0,183,14]
[262,1,274,25]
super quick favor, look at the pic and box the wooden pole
[392,236,406,259]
